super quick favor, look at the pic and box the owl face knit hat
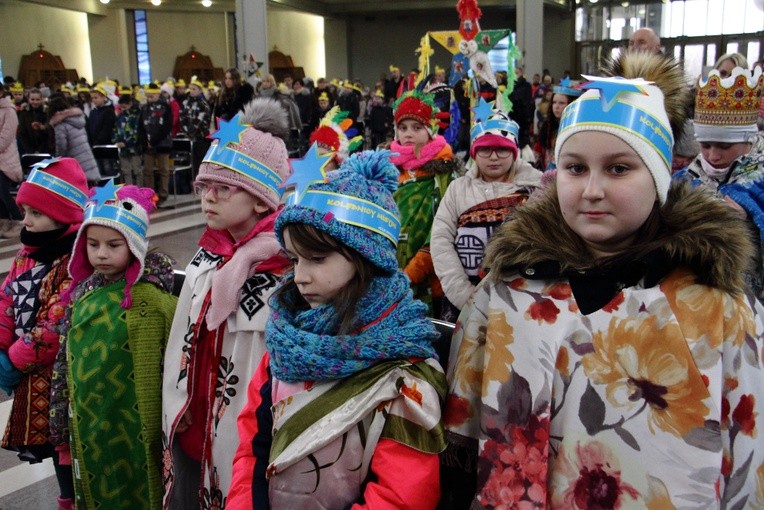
[197,98,291,211]
[276,146,401,273]
[69,180,156,308]
[16,157,89,225]
[554,75,674,204]
[469,104,520,159]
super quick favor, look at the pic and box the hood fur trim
[485,180,754,294]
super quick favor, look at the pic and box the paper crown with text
[694,66,764,142]
[277,145,401,272]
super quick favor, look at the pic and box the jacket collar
[485,180,754,313]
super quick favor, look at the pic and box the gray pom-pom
[240,98,289,139]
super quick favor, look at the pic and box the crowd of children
[0,47,763,510]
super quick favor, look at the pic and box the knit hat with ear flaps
[196,98,291,211]
[16,157,89,225]
[276,148,401,273]
[555,51,688,205]
[68,181,156,309]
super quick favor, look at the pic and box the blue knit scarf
[266,271,439,383]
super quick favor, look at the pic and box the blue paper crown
[552,77,583,97]
[26,164,88,210]
[558,77,673,169]
[84,179,148,238]
[202,114,284,199]
[282,143,401,246]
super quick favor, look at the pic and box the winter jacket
[0,230,76,452]
[162,219,289,509]
[49,108,100,181]
[213,83,255,124]
[0,96,23,182]
[675,133,764,301]
[180,94,211,141]
[112,104,142,156]
[87,102,117,146]
[431,161,540,310]
[139,98,173,154]
[16,103,50,154]
[442,181,764,509]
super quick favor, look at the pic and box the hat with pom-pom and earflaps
[197,98,291,212]
[469,100,520,160]
[68,180,157,309]
[694,66,764,143]
[276,146,401,273]
[309,106,364,164]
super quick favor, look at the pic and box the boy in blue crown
[162,98,292,508]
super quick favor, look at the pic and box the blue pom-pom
[342,149,399,194]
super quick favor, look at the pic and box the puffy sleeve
[229,353,273,510]
[8,259,71,371]
[431,179,475,310]
[352,439,441,510]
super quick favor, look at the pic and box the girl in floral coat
[442,51,764,509]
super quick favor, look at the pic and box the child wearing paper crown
[55,180,177,510]
[673,65,764,301]
[309,105,364,171]
[431,104,541,324]
[227,148,446,510]
[0,157,88,510]
[442,51,764,509]
[162,98,292,508]
[391,89,459,316]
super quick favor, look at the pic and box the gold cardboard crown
[695,67,763,126]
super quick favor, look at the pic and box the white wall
[88,9,131,84]
[267,8,326,80]
[0,2,93,84]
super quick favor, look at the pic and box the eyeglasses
[193,182,240,200]
[475,147,513,159]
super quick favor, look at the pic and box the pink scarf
[390,135,449,171]
[201,209,288,329]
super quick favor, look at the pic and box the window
[134,10,151,84]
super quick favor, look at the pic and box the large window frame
[133,9,152,85]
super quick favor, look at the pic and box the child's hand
[115,142,126,149]
[176,408,193,433]
[0,351,22,396]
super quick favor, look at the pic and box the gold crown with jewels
[695,67,763,127]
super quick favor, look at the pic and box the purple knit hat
[197,98,291,211]
[69,180,156,308]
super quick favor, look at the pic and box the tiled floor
[0,193,206,509]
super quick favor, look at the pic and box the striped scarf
[266,271,438,382]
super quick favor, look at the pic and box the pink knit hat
[68,180,156,308]
[16,157,89,225]
[197,98,291,211]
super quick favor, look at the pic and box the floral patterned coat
[442,181,764,509]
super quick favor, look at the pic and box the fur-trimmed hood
[485,180,754,294]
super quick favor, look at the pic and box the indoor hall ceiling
[103,0,570,17]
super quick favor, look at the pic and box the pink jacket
[0,96,23,182]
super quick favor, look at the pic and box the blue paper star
[31,157,61,170]
[580,77,648,112]
[90,178,122,209]
[471,97,495,123]
[282,143,333,203]
[208,113,247,147]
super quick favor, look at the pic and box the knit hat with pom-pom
[197,97,291,211]
[68,180,156,309]
[276,148,401,273]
